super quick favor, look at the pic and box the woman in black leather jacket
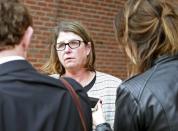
[95,0,178,131]
[113,0,178,130]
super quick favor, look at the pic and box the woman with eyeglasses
[41,21,122,130]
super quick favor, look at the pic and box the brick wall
[22,0,127,79]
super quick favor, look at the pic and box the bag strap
[60,78,87,131]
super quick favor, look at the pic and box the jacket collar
[152,53,178,66]
[0,60,35,76]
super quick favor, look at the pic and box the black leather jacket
[114,55,178,131]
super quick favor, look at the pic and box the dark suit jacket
[0,60,92,131]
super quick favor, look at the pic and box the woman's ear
[86,42,91,55]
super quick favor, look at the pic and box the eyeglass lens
[56,40,81,51]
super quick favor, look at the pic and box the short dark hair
[0,0,33,51]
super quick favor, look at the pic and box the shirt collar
[0,56,25,64]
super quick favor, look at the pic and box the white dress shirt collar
[0,56,25,65]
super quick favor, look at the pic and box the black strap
[96,123,111,131]
[60,78,87,131]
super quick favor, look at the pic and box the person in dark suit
[0,0,92,131]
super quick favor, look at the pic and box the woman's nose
[64,44,72,52]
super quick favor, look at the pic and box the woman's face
[56,31,91,71]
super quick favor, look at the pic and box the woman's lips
[64,57,74,61]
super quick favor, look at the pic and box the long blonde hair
[115,0,178,76]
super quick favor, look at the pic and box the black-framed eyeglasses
[56,40,83,51]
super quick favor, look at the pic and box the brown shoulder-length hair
[41,21,96,75]
[114,0,178,76]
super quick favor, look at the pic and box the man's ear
[20,26,33,50]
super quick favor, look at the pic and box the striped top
[50,71,122,129]
[88,71,122,129]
